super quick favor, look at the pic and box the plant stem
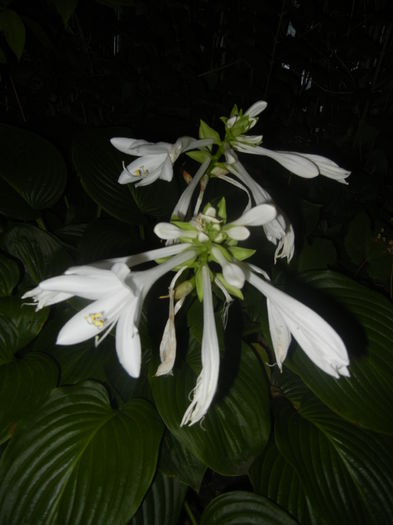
[184,500,198,525]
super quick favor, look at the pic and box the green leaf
[274,396,393,525]
[151,336,271,476]
[199,120,221,143]
[186,150,210,163]
[0,352,58,444]
[200,491,299,525]
[250,441,318,525]
[287,271,393,435]
[72,128,143,225]
[1,224,72,282]
[0,382,163,524]
[0,9,25,60]
[130,471,187,525]
[0,253,19,296]
[159,431,206,492]
[48,0,79,26]
[0,297,48,363]
[0,125,67,216]
[296,238,337,271]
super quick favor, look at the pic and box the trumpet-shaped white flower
[23,247,196,378]
[181,265,220,426]
[245,265,350,378]
[225,153,295,261]
[237,145,350,184]
[111,136,212,187]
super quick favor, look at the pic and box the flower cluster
[23,100,350,426]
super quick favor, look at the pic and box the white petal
[230,203,277,227]
[267,299,291,369]
[108,243,192,267]
[225,226,250,240]
[181,266,220,426]
[115,298,141,377]
[171,159,210,219]
[245,100,268,118]
[39,274,120,300]
[251,147,320,178]
[159,156,174,182]
[110,138,150,155]
[211,247,245,288]
[22,287,73,309]
[176,137,214,153]
[56,290,129,346]
[247,271,349,377]
[154,223,197,241]
[118,153,168,184]
[301,153,350,184]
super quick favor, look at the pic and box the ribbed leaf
[0,254,19,296]
[287,271,393,434]
[0,297,48,363]
[0,125,66,214]
[274,396,393,525]
[0,352,59,444]
[0,382,163,525]
[48,0,79,26]
[151,340,271,476]
[159,431,206,492]
[1,224,72,282]
[200,491,299,525]
[0,10,25,60]
[130,471,187,525]
[249,442,318,525]
[72,128,143,225]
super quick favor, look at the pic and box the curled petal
[118,153,169,184]
[300,153,350,184]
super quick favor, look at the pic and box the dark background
[1,0,393,293]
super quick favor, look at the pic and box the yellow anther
[85,312,105,329]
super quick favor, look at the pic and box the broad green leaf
[0,382,163,524]
[0,253,19,296]
[72,128,142,224]
[200,491,298,525]
[48,0,79,26]
[79,218,143,263]
[274,396,393,525]
[159,431,206,492]
[0,352,58,444]
[1,224,72,282]
[73,128,177,223]
[0,125,67,215]
[287,271,393,435]
[0,297,48,363]
[250,442,318,525]
[0,9,25,60]
[151,336,271,476]
[296,238,337,271]
[130,471,187,525]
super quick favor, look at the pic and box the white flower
[245,265,350,378]
[225,154,295,261]
[237,145,350,184]
[181,265,220,426]
[23,247,196,378]
[111,136,212,187]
